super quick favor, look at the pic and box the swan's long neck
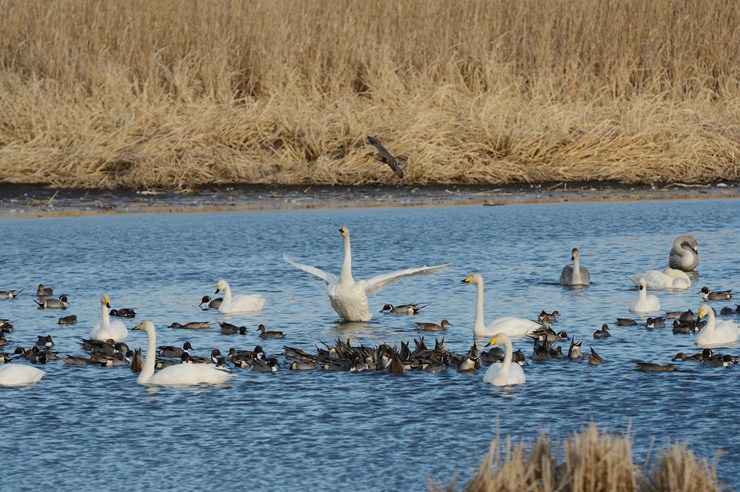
[101,303,110,328]
[339,234,354,283]
[571,256,582,284]
[221,284,232,309]
[473,278,486,334]
[138,326,156,384]
[501,334,513,376]
[703,309,716,334]
[639,286,647,303]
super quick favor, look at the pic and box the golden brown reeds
[0,0,738,189]
[429,424,731,492]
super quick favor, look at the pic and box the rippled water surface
[1,199,738,490]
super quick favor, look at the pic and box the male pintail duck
[57,315,78,325]
[0,289,22,299]
[35,335,54,348]
[158,342,193,358]
[568,336,584,360]
[593,324,611,339]
[252,357,280,373]
[560,248,590,287]
[257,324,285,339]
[36,284,54,296]
[668,235,699,271]
[415,319,451,331]
[109,308,136,318]
[199,295,222,310]
[367,135,405,178]
[380,303,427,314]
[456,344,481,372]
[34,295,69,309]
[699,286,733,301]
[646,317,666,329]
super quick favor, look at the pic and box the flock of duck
[0,228,738,388]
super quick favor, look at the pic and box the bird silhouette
[367,136,405,178]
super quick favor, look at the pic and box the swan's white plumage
[133,320,236,386]
[483,333,525,386]
[215,279,265,314]
[284,226,449,322]
[0,364,46,386]
[696,304,740,348]
[463,274,540,338]
[629,279,661,314]
[628,268,691,290]
[90,295,128,341]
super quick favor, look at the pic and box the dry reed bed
[0,0,738,189]
[429,424,731,492]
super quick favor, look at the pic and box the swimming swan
[695,304,740,348]
[462,274,540,338]
[284,226,450,322]
[668,235,699,271]
[90,295,129,341]
[133,320,236,386]
[215,279,265,314]
[629,279,661,314]
[560,248,590,286]
[483,333,525,386]
[0,364,46,386]
[629,268,691,291]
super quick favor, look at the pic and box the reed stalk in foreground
[0,0,738,189]
[428,424,731,492]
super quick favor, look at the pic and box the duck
[219,322,247,335]
[537,310,560,324]
[560,248,590,286]
[0,289,22,299]
[380,303,427,314]
[257,324,285,339]
[289,360,317,371]
[646,317,666,329]
[132,320,236,386]
[671,351,704,362]
[158,342,193,358]
[616,318,637,326]
[34,294,69,309]
[284,226,449,322]
[109,308,136,318]
[668,235,699,271]
[0,363,46,386]
[199,295,222,310]
[482,333,525,386]
[528,325,568,344]
[456,344,481,372]
[36,284,54,296]
[129,348,143,373]
[35,335,54,348]
[214,279,265,314]
[415,319,451,331]
[57,315,78,325]
[699,286,733,301]
[367,135,405,178]
[635,362,676,372]
[629,279,660,314]
[628,268,691,290]
[169,321,211,330]
[720,307,735,316]
[252,357,280,373]
[89,295,128,341]
[568,336,584,360]
[593,324,611,339]
[461,274,540,338]
[588,347,605,365]
[695,303,740,348]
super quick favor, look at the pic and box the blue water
[1,198,738,491]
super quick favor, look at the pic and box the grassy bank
[0,0,738,189]
[429,424,731,492]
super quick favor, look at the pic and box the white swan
[483,333,525,386]
[668,235,699,271]
[215,279,265,314]
[133,320,236,386]
[90,295,129,341]
[629,278,661,314]
[284,226,450,322]
[696,304,740,348]
[560,247,590,286]
[462,274,540,338]
[628,268,691,291]
[0,364,46,386]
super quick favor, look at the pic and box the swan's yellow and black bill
[215,283,222,294]
[485,336,498,347]
[133,322,144,331]
[461,276,473,284]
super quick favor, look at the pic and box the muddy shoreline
[0,182,737,217]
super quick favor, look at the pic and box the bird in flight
[367,136,405,178]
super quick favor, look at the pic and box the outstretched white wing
[362,264,450,296]
[283,254,338,285]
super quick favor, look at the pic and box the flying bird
[367,136,405,178]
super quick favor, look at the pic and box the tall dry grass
[429,424,730,492]
[0,0,738,189]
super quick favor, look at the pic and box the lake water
[1,198,738,490]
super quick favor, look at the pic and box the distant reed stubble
[0,0,738,189]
